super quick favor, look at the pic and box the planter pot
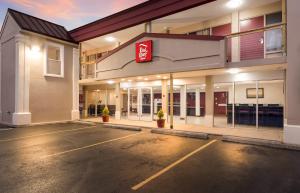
[157,119,165,128]
[102,116,109,122]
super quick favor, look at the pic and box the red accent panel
[214,92,228,115]
[212,23,231,62]
[200,92,205,116]
[69,0,215,42]
[240,16,264,60]
[136,40,152,63]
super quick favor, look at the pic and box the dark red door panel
[214,92,228,115]
[240,16,264,60]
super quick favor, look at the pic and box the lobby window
[45,42,64,77]
[265,12,282,53]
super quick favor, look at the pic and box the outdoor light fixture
[31,45,40,53]
[128,79,132,82]
[137,77,142,80]
[105,36,116,42]
[226,0,242,9]
[107,80,115,84]
[29,45,41,58]
[144,78,149,81]
[227,68,240,74]
[163,76,168,79]
[156,75,161,78]
[121,78,126,81]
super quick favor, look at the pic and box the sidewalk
[83,117,283,142]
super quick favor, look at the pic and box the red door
[200,92,206,116]
[214,92,228,115]
[240,16,264,60]
[212,23,232,62]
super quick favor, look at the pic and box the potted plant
[156,109,165,128]
[102,106,110,122]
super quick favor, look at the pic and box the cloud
[3,0,147,29]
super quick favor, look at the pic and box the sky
[0,0,147,30]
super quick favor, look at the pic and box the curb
[222,135,300,151]
[102,123,142,132]
[71,120,97,126]
[151,128,208,140]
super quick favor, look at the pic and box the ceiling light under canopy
[226,0,243,9]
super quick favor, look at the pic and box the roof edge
[69,0,216,42]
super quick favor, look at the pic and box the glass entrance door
[128,87,153,121]
[140,88,153,121]
[128,88,139,120]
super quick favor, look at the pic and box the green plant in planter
[102,106,110,117]
[157,109,164,120]
[157,109,165,128]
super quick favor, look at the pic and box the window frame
[44,42,64,78]
[264,11,283,54]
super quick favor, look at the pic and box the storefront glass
[258,80,284,129]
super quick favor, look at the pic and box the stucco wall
[96,36,225,80]
[0,14,20,124]
[286,0,300,126]
[29,39,76,123]
[228,81,284,105]
[172,1,282,34]
[1,38,16,124]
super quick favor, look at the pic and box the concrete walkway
[83,117,283,142]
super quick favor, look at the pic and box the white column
[105,89,108,106]
[204,76,214,127]
[12,35,31,126]
[195,88,201,117]
[284,0,300,145]
[180,85,186,120]
[231,11,240,62]
[145,21,152,33]
[71,48,80,120]
[232,82,235,128]
[84,90,88,117]
[115,83,121,120]
[169,73,174,129]
[161,79,168,117]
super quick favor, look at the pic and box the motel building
[0,0,300,145]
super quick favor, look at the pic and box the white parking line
[131,139,218,191]
[0,128,14,131]
[0,126,96,142]
[42,132,144,158]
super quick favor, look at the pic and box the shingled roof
[8,8,77,44]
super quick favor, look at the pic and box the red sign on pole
[136,40,152,63]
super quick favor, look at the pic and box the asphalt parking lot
[0,123,300,193]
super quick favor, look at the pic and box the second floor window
[45,42,64,78]
[265,12,283,53]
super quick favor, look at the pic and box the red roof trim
[96,33,224,63]
[69,0,216,42]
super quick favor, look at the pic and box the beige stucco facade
[0,13,79,126]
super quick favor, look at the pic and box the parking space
[0,123,300,193]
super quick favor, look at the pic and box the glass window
[266,12,282,25]
[265,12,283,52]
[45,43,64,77]
[189,28,210,36]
